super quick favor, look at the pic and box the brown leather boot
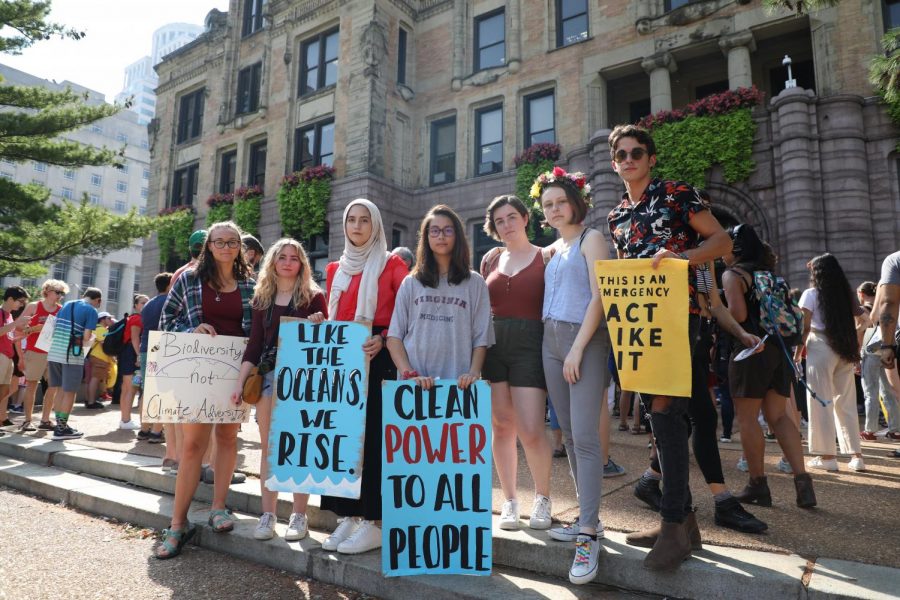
[794,473,817,508]
[734,476,772,507]
[625,510,702,550]
[644,520,692,571]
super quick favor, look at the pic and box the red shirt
[123,313,143,345]
[325,254,408,327]
[0,309,13,358]
[483,250,545,321]
[201,282,245,337]
[25,301,61,353]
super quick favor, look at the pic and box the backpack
[750,271,804,347]
[102,314,129,356]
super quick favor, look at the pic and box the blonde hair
[251,238,322,310]
[41,279,69,297]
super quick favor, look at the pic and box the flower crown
[529,166,591,205]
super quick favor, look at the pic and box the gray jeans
[861,352,900,432]
[542,319,611,529]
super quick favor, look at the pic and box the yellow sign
[595,258,691,397]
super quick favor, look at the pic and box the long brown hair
[194,221,254,288]
[809,253,859,363]
[412,205,471,288]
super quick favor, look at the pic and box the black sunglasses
[613,148,648,163]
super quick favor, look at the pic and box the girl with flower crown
[534,167,611,586]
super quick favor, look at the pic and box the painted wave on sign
[264,473,362,497]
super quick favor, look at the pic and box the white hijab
[328,198,389,323]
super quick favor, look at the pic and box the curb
[1,434,897,599]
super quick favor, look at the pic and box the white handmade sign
[141,330,250,423]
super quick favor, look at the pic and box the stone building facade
[142,0,899,291]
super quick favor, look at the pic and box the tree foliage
[761,0,842,14]
[0,1,163,277]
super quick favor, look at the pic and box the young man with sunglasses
[606,124,732,571]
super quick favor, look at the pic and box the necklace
[215,289,221,302]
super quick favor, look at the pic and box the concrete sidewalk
[2,404,899,599]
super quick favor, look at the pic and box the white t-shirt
[799,288,825,331]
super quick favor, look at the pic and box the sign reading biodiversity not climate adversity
[596,258,691,397]
[266,320,369,499]
[381,379,492,577]
[142,331,250,423]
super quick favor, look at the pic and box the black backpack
[102,314,129,356]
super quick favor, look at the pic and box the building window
[294,119,335,172]
[242,0,265,37]
[33,161,47,172]
[473,224,501,271]
[219,150,237,194]
[397,28,408,85]
[556,0,588,48]
[52,259,69,281]
[430,116,456,186]
[0,172,12,180]
[524,91,555,147]
[81,258,97,288]
[171,163,199,207]
[768,59,816,94]
[116,132,128,143]
[64,168,75,180]
[176,88,204,144]
[299,29,339,96]
[117,181,128,193]
[90,194,101,205]
[91,124,103,134]
[236,62,262,115]
[61,187,74,200]
[141,140,149,150]
[248,140,267,189]
[629,98,651,124]
[140,187,148,199]
[108,264,121,304]
[474,9,505,71]
[142,167,150,179]
[885,0,900,30]
[118,163,129,174]
[695,80,729,100]
[475,105,503,176]
[391,227,404,249]
[115,199,127,213]
[665,0,692,10]
[90,173,102,186]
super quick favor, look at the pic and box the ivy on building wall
[157,205,195,267]
[277,165,335,241]
[870,28,900,151]
[205,193,233,227]
[514,143,561,240]
[638,87,763,189]
[233,186,262,237]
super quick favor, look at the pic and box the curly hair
[251,238,322,311]
[194,221,254,288]
[809,253,859,363]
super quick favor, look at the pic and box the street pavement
[0,486,373,600]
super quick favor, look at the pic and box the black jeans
[642,314,700,523]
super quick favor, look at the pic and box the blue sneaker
[603,457,626,478]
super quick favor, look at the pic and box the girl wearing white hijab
[320,198,409,555]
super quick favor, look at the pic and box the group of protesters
[2,123,898,586]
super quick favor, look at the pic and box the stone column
[719,31,755,90]
[451,0,466,90]
[586,75,608,133]
[122,265,137,301]
[507,0,521,72]
[817,94,874,283]
[588,128,622,234]
[641,52,676,113]
[771,87,824,287]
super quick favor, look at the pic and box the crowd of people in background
[1,124,899,585]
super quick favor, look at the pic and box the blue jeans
[861,352,900,432]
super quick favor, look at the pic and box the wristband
[379,329,388,339]
[401,370,419,380]
[881,344,898,352]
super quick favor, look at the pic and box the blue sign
[382,379,492,576]
[266,320,369,499]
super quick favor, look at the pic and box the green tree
[0,0,164,277]
[761,0,842,14]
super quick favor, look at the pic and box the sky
[1,0,230,102]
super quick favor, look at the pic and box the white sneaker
[322,517,359,551]
[499,499,520,531]
[119,420,141,430]
[807,456,839,472]
[736,457,749,472]
[777,458,794,474]
[569,534,601,585]
[337,520,381,554]
[719,436,732,443]
[529,495,552,530]
[285,512,308,541]
[549,521,605,542]
[253,512,276,540]
[848,457,866,472]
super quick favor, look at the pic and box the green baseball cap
[188,230,207,247]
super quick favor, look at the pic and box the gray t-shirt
[388,272,495,379]
[880,251,900,286]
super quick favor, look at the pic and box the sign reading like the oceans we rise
[266,320,369,499]
[382,379,492,577]
[142,331,249,423]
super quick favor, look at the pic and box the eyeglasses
[613,148,648,163]
[210,239,241,249]
[428,226,456,238]
[52,289,65,294]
